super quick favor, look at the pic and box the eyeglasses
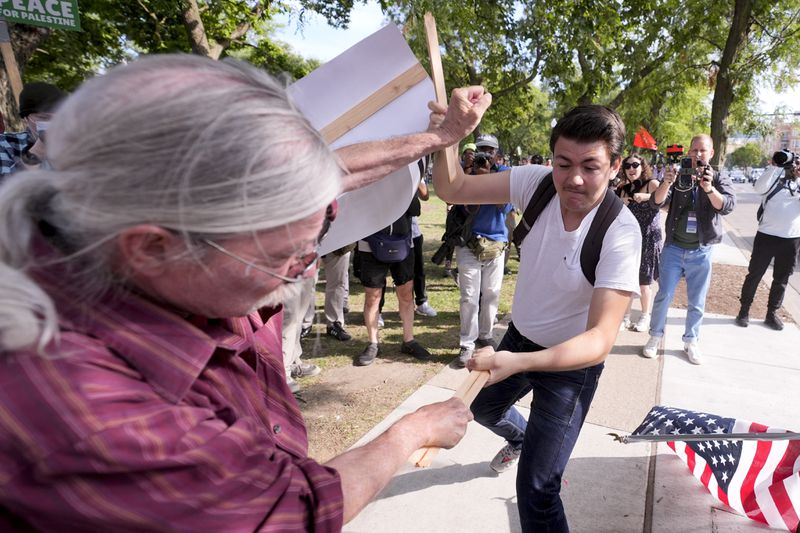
[623,162,641,170]
[203,200,337,283]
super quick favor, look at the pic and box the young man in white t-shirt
[432,93,641,532]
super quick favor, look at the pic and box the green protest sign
[0,0,80,31]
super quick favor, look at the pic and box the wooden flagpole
[408,13,492,469]
[422,12,458,183]
[0,19,22,107]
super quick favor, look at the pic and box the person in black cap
[0,81,65,179]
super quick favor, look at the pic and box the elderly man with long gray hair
[0,55,486,531]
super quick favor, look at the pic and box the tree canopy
[1,0,797,163]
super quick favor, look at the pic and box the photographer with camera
[452,150,514,367]
[735,150,800,331]
[642,134,736,364]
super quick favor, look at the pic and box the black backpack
[512,173,624,286]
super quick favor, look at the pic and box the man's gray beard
[248,280,304,311]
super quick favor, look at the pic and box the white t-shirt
[754,167,800,239]
[510,165,642,347]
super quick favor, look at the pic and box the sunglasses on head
[623,162,641,170]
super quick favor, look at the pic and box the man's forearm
[515,328,613,372]
[325,414,426,524]
[335,132,449,193]
[652,179,672,205]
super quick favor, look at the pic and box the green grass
[298,190,519,375]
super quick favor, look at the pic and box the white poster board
[288,24,434,255]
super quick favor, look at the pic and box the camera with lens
[676,157,708,190]
[472,152,492,171]
[773,149,797,171]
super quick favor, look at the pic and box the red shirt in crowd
[0,268,344,531]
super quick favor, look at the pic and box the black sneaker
[400,339,432,361]
[735,313,749,327]
[357,343,380,366]
[475,337,497,350]
[327,321,352,341]
[764,312,784,331]
[300,326,312,339]
[454,346,473,368]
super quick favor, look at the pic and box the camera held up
[675,157,707,190]
[773,149,797,171]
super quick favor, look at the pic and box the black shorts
[357,249,415,288]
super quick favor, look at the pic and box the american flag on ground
[632,406,800,532]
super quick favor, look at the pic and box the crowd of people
[0,53,797,533]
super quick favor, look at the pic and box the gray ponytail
[0,173,59,351]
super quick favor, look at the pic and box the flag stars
[706,418,717,426]
[664,419,674,427]
[720,456,727,466]
[712,427,725,434]
[691,427,704,434]
[711,456,719,466]
[714,441,722,449]
[727,454,735,464]
[685,418,695,425]
[721,471,729,482]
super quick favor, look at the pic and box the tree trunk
[181,0,212,57]
[709,0,753,168]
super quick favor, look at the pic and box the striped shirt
[0,269,343,532]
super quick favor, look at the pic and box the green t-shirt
[672,189,700,249]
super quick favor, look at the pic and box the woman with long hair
[615,154,662,331]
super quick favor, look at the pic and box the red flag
[633,127,658,150]
[633,406,800,531]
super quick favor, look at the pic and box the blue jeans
[470,322,603,532]
[648,243,713,342]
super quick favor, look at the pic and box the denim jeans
[648,243,713,343]
[470,322,603,532]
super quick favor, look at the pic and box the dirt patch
[300,359,436,462]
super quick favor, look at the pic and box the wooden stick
[320,62,427,144]
[410,368,490,467]
[423,12,458,183]
[0,21,22,107]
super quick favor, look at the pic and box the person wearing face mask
[614,155,662,331]
[0,82,66,180]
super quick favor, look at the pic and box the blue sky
[272,1,798,114]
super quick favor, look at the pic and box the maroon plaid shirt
[0,270,343,532]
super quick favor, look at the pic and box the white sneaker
[377,314,384,327]
[415,302,438,317]
[632,314,650,332]
[490,443,522,473]
[684,341,702,365]
[642,335,661,358]
[620,315,632,331]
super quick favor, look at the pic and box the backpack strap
[512,172,556,249]
[512,172,625,285]
[580,188,624,286]
[757,175,784,223]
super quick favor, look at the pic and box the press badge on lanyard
[686,189,698,234]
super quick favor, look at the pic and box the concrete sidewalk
[344,232,800,533]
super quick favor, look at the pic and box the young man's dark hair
[549,105,626,163]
